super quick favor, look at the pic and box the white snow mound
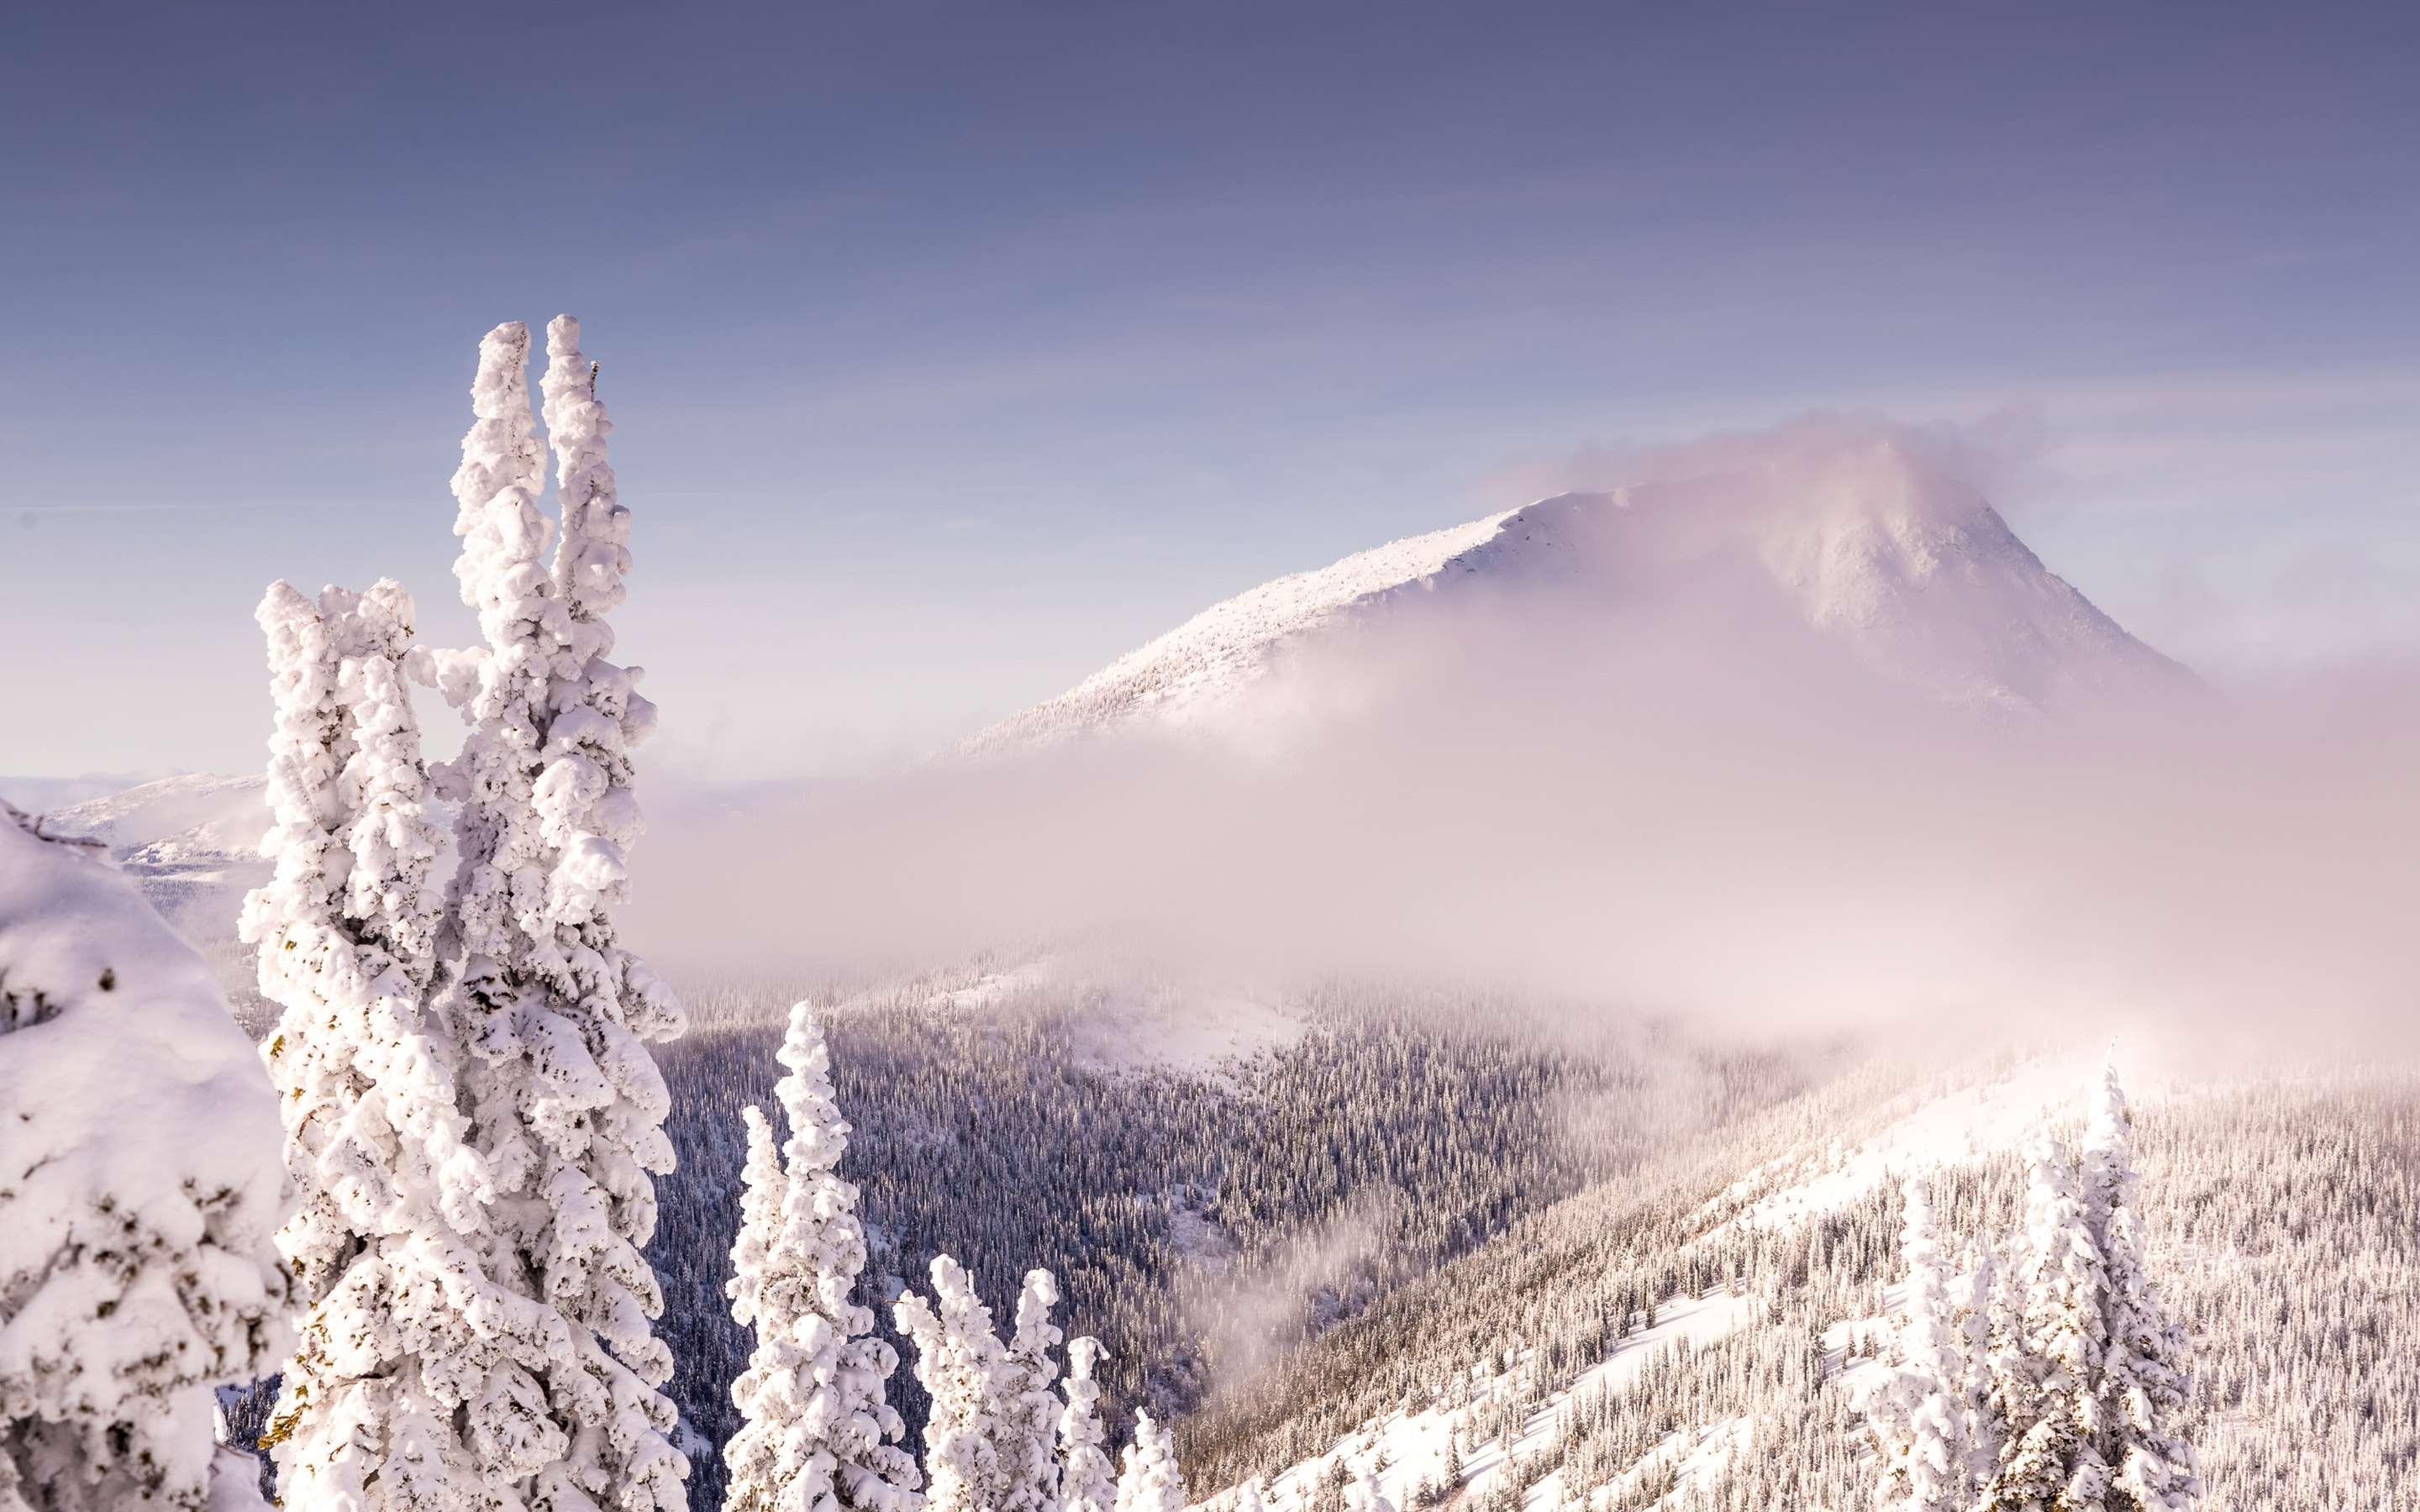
[0,803,292,1508]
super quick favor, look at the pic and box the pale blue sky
[3,1,2416,780]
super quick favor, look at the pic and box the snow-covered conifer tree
[1057,1336,1118,1512]
[1981,1135,2110,1512]
[424,316,687,1506]
[1112,1410,1185,1512]
[1001,1269,1065,1512]
[1865,1175,1968,1512]
[896,1257,1012,1512]
[1958,1241,2006,1493]
[723,1003,922,1512]
[1,803,295,1510]
[1228,1478,1268,1512]
[2081,1063,2198,1511]
[241,577,549,1506]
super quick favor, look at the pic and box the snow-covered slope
[42,772,268,881]
[1215,1289,1763,1512]
[1186,1055,2096,1512]
[966,511,1518,752]
[969,441,2195,753]
[0,801,292,1508]
[39,772,271,947]
[836,950,1308,1082]
[1178,1040,2420,1512]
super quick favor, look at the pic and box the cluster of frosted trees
[229,313,1199,1509]
[1867,1064,2198,1512]
[722,999,1189,1512]
[0,315,1196,1510]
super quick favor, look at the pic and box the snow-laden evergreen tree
[418,317,689,1510]
[1959,1240,2007,1494]
[242,578,550,1506]
[723,1003,922,1512]
[1982,1134,2111,1512]
[895,1257,1011,1512]
[1227,1478,1268,1512]
[1001,1269,1065,1512]
[1112,1410,1185,1512]
[2081,1063,2199,1511]
[1865,1175,1969,1512]
[1056,1336,1118,1512]
[1347,1465,1396,1512]
[227,315,692,1508]
[0,802,295,1510]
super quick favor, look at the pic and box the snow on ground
[31,773,272,946]
[1166,1200,1242,1273]
[1197,1048,2204,1512]
[918,955,1063,1013]
[1702,1055,2092,1236]
[891,952,1307,1081]
[1584,1415,1757,1512]
[42,771,268,869]
[1201,1290,1760,1512]
[0,802,292,1505]
[1065,982,1304,1080]
[1823,1294,1905,1408]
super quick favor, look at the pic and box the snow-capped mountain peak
[964,508,1523,753]
[967,444,2194,753]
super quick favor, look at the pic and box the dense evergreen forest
[641,968,1844,1508]
[214,948,2413,1510]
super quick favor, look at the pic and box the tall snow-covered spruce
[243,315,687,1509]
[1055,1336,1118,1512]
[1001,1269,1066,1512]
[242,578,544,1506]
[1982,1132,2111,1511]
[1865,1175,1970,1512]
[723,1003,922,1511]
[1,804,294,1510]
[1112,1410,1185,1512]
[429,315,687,1509]
[895,1257,1012,1512]
[2081,1063,2199,1512]
[1957,1242,2006,1494]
